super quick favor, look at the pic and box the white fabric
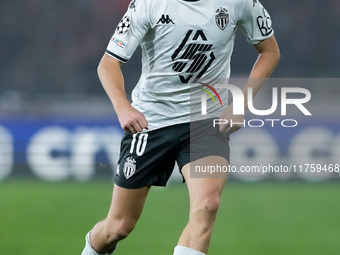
[106,0,274,131]
[81,232,115,255]
[81,232,101,255]
[173,245,206,255]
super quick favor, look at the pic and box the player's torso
[139,0,242,86]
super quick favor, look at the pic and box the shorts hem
[114,179,166,189]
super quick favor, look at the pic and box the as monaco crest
[123,157,136,179]
[215,7,229,30]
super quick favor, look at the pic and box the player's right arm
[97,54,148,134]
[98,1,151,133]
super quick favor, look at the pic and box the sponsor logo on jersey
[172,30,215,84]
[215,7,229,30]
[123,157,136,179]
[116,16,131,35]
[111,36,127,49]
[257,8,273,36]
[157,14,175,24]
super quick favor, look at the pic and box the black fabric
[115,119,230,189]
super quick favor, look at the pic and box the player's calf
[82,217,136,255]
[81,231,116,255]
[102,217,136,245]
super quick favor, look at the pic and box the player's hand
[219,103,244,134]
[116,104,149,134]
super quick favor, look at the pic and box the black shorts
[115,119,230,189]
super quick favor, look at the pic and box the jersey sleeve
[105,0,150,63]
[238,0,274,45]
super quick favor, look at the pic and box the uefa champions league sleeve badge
[116,16,131,35]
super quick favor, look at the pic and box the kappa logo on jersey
[157,14,175,24]
[215,7,229,30]
[123,157,136,179]
[257,8,273,36]
[172,30,215,84]
[116,16,131,35]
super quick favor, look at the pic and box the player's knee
[192,195,221,220]
[188,196,221,235]
[204,196,220,216]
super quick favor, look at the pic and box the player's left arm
[219,35,280,134]
[243,34,280,103]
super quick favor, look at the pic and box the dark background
[1,0,339,118]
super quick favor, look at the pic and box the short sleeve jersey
[106,0,274,131]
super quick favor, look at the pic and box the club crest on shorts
[123,157,136,179]
[215,7,229,30]
[116,164,120,175]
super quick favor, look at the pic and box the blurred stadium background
[0,0,339,254]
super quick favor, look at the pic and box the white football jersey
[106,0,274,131]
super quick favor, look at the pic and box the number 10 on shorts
[130,133,148,156]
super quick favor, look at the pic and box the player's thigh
[106,184,150,222]
[182,156,228,208]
